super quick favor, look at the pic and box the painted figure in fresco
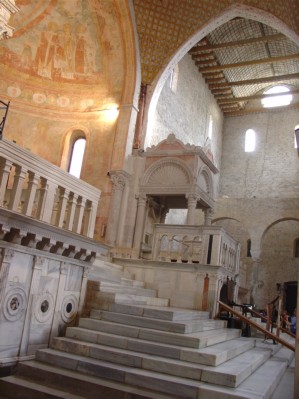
[35,21,59,79]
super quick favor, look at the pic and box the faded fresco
[0,0,125,111]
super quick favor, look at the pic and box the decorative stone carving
[0,0,19,40]
[61,294,78,323]
[33,292,54,323]
[3,286,27,322]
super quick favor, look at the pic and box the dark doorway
[284,281,297,315]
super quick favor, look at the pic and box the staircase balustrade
[0,138,100,238]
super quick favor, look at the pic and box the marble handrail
[0,138,100,238]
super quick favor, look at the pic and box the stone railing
[0,138,100,238]
[151,224,240,275]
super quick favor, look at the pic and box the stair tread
[78,318,238,348]
[65,327,252,365]
[53,335,256,368]
[90,309,226,333]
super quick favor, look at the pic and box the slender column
[22,172,39,216]
[55,187,70,228]
[186,194,198,225]
[0,158,12,206]
[133,84,147,149]
[133,194,147,254]
[8,165,27,211]
[204,207,214,225]
[78,266,89,318]
[73,196,86,234]
[250,249,261,306]
[105,171,128,246]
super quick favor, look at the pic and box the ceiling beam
[190,33,286,54]
[209,72,299,89]
[217,88,299,104]
[197,54,299,72]
[222,102,299,116]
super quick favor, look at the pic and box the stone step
[52,334,256,371]
[14,360,176,399]
[77,318,239,349]
[105,303,210,321]
[97,284,157,297]
[120,278,145,287]
[36,346,272,389]
[90,309,226,333]
[87,292,169,309]
[0,375,85,399]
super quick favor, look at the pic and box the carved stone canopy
[139,134,218,209]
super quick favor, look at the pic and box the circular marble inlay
[3,287,27,322]
[34,292,54,323]
[61,294,78,323]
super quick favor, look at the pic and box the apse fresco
[0,0,126,111]
[2,0,101,83]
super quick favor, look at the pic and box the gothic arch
[142,3,299,147]
[198,166,214,198]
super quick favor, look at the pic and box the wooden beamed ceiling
[189,19,299,116]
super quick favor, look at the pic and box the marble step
[104,303,210,321]
[98,284,157,297]
[90,309,226,333]
[87,292,169,308]
[15,360,176,399]
[0,375,85,399]
[36,346,272,390]
[120,278,145,287]
[78,318,239,349]
[52,334,256,372]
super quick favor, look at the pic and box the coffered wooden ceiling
[189,18,299,116]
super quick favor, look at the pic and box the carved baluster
[65,193,78,231]
[55,187,69,228]
[82,200,97,238]
[22,172,39,216]
[35,177,57,223]
[0,158,13,206]
[73,196,86,234]
[8,165,27,211]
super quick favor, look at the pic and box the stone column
[186,194,198,225]
[250,249,261,306]
[133,193,147,255]
[105,170,128,246]
[204,208,214,225]
[133,84,147,149]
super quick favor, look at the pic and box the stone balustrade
[0,138,100,238]
[151,224,240,275]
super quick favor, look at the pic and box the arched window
[294,125,299,149]
[245,129,256,152]
[261,85,292,108]
[169,64,179,92]
[208,115,213,139]
[68,137,86,178]
[294,238,299,258]
[247,239,251,257]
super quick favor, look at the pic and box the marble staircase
[0,261,295,399]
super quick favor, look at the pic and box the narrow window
[247,239,251,257]
[169,64,179,92]
[294,238,299,258]
[261,85,292,108]
[208,115,213,139]
[68,137,86,178]
[294,125,299,149]
[245,129,256,152]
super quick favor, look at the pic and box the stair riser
[77,318,235,349]
[15,363,172,399]
[107,303,210,321]
[66,328,250,367]
[91,310,226,334]
[0,382,60,399]
[36,350,199,399]
[88,294,169,308]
